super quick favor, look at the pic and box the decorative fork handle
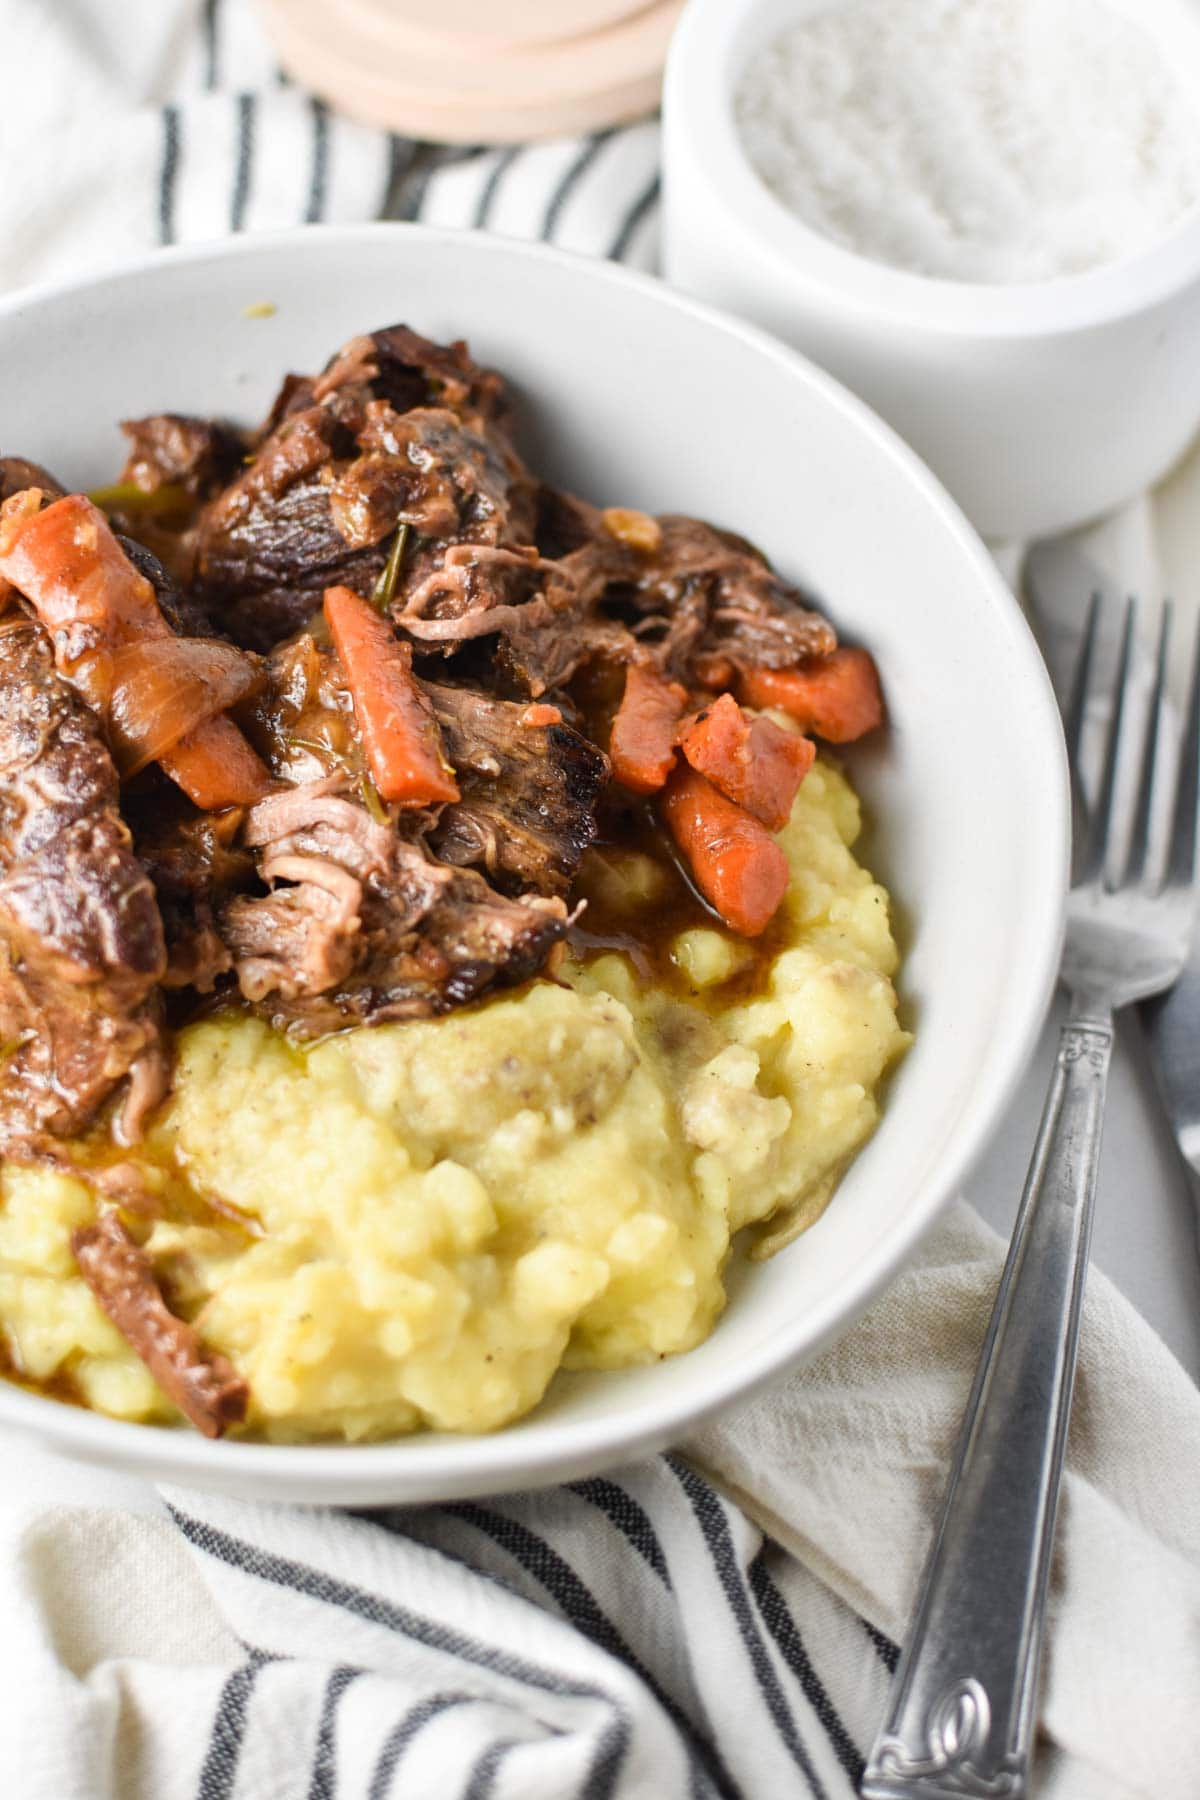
[861,999,1113,1800]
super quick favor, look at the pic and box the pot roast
[0,323,884,1433]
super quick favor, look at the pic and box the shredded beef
[287,324,512,431]
[194,407,364,618]
[427,682,608,897]
[247,634,605,899]
[560,513,837,682]
[119,414,245,500]
[0,620,166,1153]
[269,848,566,1035]
[244,634,366,786]
[132,808,253,992]
[220,859,363,1005]
[0,456,65,504]
[390,542,626,697]
[343,853,567,1027]
[365,324,512,425]
[192,326,534,653]
[72,1211,248,1437]
[221,778,567,1034]
[240,782,393,878]
[534,485,599,559]
[97,417,246,594]
[115,532,216,640]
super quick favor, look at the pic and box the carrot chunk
[0,493,274,809]
[660,766,790,937]
[0,492,164,645]
[739,647,885,743]
[678,692,815,831]
[609,663,688,794]
[324,584,460,806]
[692,653,735,691]
[161,715,275,810]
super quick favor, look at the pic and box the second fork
[861,597,1200,1800]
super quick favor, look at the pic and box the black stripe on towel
[860,1618,899,1673]
[230,92,255,233]
[168,1508,630,1800]
[448,1503,737,1800]
[393,145,485,223]
[608,174,661,261]
[158,105,181,246]
[668,1459,829,1800]
[474,147,521,229]
[379,133,418,220]
[308,1665,364,1800]
[367,1508,532,1607]
[196,1648,276,1800]
[541,130,615,241]
[202,0,221,90]
[462,1734,523,1800]
[567,1478,672,1589]
[305,98,330,224]
[749,1553,865,1787]
[367,1690,480,1800]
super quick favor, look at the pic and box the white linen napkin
[1,6,1198,1799]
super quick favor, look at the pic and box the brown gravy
[568,790,786,1002]
[0,1334,85,1409]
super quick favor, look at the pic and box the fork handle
[861,999,1113,1800]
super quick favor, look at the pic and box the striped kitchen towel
[4,1201,1199,1800]
[2,0,661,295]
[2,5,1200,1799]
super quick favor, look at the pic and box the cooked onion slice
[106,637,260,778]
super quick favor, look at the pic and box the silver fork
[861,597,1200,1800]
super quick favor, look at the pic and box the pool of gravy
[567,790,786,1004]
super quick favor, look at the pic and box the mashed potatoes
[0,759,908,1440]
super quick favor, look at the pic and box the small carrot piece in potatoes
[660,765,790,937]
[0,493,274,808]
[324,583,460,806]
[678,692,815,831]
[739,647,885,743]
[609,663,688,794]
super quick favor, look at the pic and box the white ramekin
[662,0,1200,541]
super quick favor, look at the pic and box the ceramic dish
[663,0,1200,540]
[0,225,1068,1502]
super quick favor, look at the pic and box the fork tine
[1077,598,1135,887]
[1126,602,1171,886]
[1063,590,1102,780]
[1164,613,1200,891]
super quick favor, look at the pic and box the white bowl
[662,0,1200,541]
[0,225,1067,1503]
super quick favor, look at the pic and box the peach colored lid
[262,0,681,143]
[378,0,656,52]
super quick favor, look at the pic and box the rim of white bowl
[665,0,1200,340]
[0,224,1070,1499]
